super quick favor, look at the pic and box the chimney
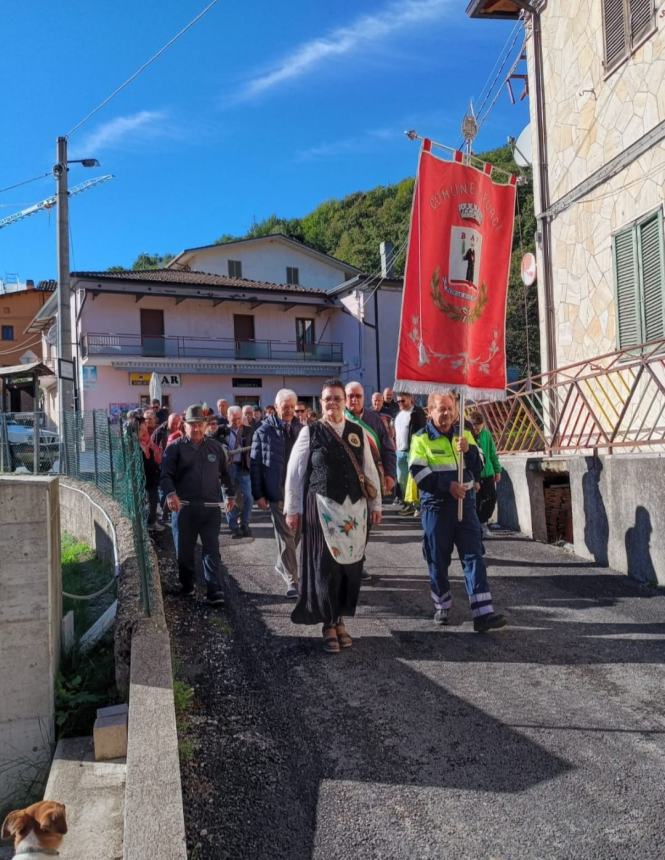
[379,241,394,279]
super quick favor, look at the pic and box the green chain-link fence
[59,411,154,615]
[1,409,154,614]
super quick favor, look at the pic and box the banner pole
[457,390,465,522]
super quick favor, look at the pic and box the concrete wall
[569,453,665,585]
[0,475,60,815]
[497,452,665,585]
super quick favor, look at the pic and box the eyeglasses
[322,396,343,403]
[347,393,363,399]
[396,399,407,404]
[295,408,305,413]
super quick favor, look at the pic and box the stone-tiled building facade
[468,0,664,370]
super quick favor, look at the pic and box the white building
[30,235,404,419]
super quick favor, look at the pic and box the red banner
[395,144,516,400]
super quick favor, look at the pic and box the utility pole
[54,136,74,470]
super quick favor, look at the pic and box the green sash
[344,409,380,448]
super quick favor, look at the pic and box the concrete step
[43,736,125,860]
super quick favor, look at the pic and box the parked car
[1,419,59,471]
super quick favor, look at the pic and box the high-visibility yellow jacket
[408,423,482,505]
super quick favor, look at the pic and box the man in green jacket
[469,410,502,539]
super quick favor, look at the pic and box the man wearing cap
[161,404,236,605]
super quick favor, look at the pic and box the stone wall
[525,5,665,370]
[0,475,61,815]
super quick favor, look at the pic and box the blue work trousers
[421,500,494,618]
[171,504,222,594]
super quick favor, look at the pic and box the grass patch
[172,662,199,765]
[61,532,115,636]
[209,616,233,636]
[55,634,118,738]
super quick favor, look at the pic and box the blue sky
[1,0,528,281]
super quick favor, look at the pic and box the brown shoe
[322,625,340,654]
[336,622,352,649]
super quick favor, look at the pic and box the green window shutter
[638,210,665,343]
[614,227,641,348]
[603,0,628,69]
[629,0,654,43]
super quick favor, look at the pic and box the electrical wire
[0,172,51,195]
[66,0,220,138]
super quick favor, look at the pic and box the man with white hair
[250,388,303,598]
[344,381,396,494]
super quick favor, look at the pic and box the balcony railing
[473,338,665,456]
[82,333,343,363]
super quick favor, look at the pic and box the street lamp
[53,137,99,471]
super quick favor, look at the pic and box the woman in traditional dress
[284,378,383,653]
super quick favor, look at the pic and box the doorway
[140,309,165,357]
[234,315,255,359]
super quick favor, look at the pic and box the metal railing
[0,412,59,474]
[473,338,665,456]
[82,332,344,363]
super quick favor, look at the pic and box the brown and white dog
[1,801,67,857]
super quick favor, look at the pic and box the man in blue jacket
[409,392,506,632]
[250,388,302,599]
[161,404,236,605]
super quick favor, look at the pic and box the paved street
[161,505,665,859]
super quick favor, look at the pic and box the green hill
[118,144,539,377]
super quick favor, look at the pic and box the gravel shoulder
[157,507,665,860]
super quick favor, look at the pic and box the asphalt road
[159,505,665,860]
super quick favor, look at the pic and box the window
[613,208,665,349]
[232,377,262,388]
[228,259,242,278]
[603,0,655,73]
[296,318,315,352]
[1,325,14,340]
[286,266,299,285]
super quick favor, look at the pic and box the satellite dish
[513,124,532,168]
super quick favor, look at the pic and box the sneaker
[473,612,507,633]
[412,508,421,517]
[285,586,298,600]
[434,608,449,626]
[206,591,225,606]
[360,570,372,583]
[241,525,252,538]
[398,504,414,517]
[481,524,491,539]
[231,529,243,539]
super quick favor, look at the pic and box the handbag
[322,422,379,501]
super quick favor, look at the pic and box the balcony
[82,332,344,364]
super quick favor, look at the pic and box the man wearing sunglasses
[295,402,308,425]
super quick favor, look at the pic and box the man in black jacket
[161,404,236,605]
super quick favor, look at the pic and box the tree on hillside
[107,252,174,273]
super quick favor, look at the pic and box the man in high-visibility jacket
[409,392,506,632]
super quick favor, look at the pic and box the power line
[0,172,51,195]
[66,0,220,138]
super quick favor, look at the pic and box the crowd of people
[125,382,506,652]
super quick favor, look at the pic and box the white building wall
[180,240,353,292]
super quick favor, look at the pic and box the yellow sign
[129,372,182,387]
[129,373,151,386]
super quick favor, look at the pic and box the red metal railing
[473,338,665,455]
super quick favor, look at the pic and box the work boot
[473,613,507,633]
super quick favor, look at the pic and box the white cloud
[236,0,452,102]
[296,128,397,161]
[72,110,172,155]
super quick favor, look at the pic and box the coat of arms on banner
[431,202,488,323]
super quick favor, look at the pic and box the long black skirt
[291,490,364,627]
